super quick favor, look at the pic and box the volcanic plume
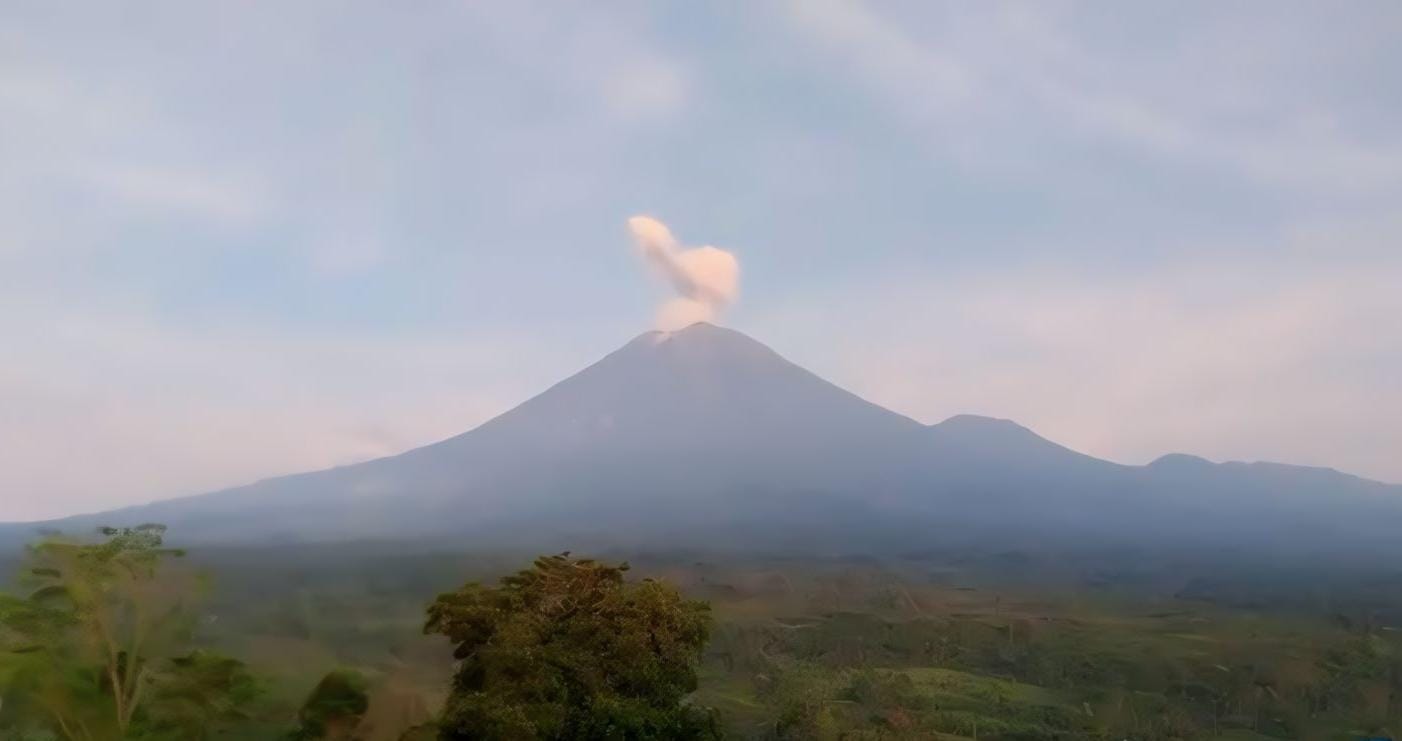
[627,215,739,330]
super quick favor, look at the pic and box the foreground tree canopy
[0,524,259,740]
[424,553,718,740]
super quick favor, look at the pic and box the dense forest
[3,525,1402,739]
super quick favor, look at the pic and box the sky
[2,1,1400,521]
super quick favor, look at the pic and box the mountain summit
[424,321,922,461]
[8,323,1401,554]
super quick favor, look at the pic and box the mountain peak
[1148,453,1215,469]
[924,414,1116,471]
[670,320,723,334]
[934,414,1029,432]
[631,321,749,345]
[458,320,920,452]
[618,322,787,369]
[927,414,1048,446]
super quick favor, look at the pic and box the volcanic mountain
[7,322,1401,555]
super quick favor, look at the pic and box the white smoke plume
[627,215,740,330]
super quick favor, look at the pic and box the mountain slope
[18,324,926,543]
[5,322,1400,555]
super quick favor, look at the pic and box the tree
[0,524,259,740]
[288,669,370,740]
[424,553,718,740]
[129,650,262,740]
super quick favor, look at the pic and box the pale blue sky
[2,1,1400,519]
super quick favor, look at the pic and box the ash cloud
[627,215,739,330]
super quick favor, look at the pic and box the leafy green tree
[0,588,111,739]
[0,524,259,740]
[288,669,370,740]
[129,651,262,740]
[424,553,718,740]
[761,664,840,741]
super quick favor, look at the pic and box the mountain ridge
[3,322,1398,557]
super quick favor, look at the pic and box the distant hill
[5,322,1400,556]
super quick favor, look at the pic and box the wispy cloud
[783,0,972,117]
[601,60,688,122]
[82,165,267,223]
[0,304,579,521]
[780,0,1402,193]
[755,237,1402,483]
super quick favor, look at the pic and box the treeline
[0,526,716,740]
[700,598,1402,739]
[8,525,1402,740]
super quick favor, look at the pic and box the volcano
[8,323,1401,555]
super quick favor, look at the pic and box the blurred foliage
[288,668,370,740]
[0,525,260,740]
[130,651,262,739]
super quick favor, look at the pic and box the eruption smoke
[627,215,740,330]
